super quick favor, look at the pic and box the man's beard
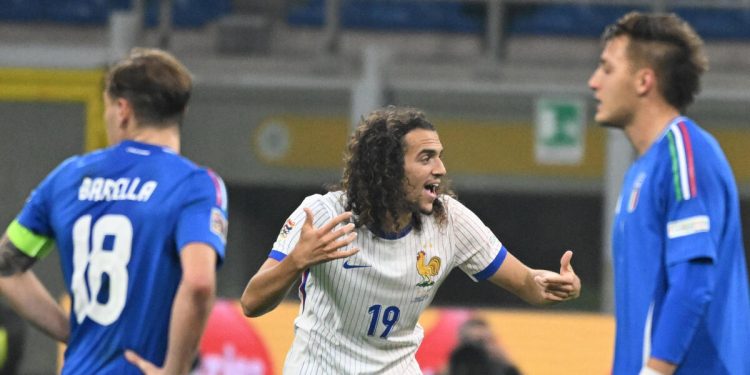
[406,197,433,216]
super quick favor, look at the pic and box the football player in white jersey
[241,106,581,374]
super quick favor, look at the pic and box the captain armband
[6,220,54,259]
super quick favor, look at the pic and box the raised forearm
[241,258,305,317]
[241,209,359,317]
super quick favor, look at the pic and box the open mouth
[424,183,439,198]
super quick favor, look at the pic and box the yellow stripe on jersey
[6,220,54,259]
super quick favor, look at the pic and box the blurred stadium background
[1,0,749,373]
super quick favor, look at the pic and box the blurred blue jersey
[611,117,750,374]
[15,140,227,374]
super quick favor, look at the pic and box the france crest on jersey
[611,117,750,374]
[10,140,228,374]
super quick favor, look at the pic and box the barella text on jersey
[78,177,157,202]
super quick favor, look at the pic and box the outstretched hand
[534,250,581,302]
[289,208,359,270]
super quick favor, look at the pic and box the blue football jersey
[14,140,228,374]
[611,117,750,374]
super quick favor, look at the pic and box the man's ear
[116,97,133,130]
[634,67,656,96]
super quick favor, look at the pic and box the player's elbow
[182,272,216,299]
[240,298,260,317]
[240,300,256,317]
[240,286,280,318]
[240,291,265,318]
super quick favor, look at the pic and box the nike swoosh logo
[343,260,371,269]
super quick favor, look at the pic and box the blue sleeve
[175,169,228,264]
[472,246,507,281]
[16,180,53,237]
[665,201,714,266]
[663,126,719,266]
[650,259,715,364]
[16,157,78,238]
[268,250,286,261]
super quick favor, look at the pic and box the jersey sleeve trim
[666,121,697,201]
[473,246,507,281]
[205,168,228,212]
[269,250,286,261]
[6,220,54,259]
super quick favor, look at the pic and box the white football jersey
[271,191,506,374]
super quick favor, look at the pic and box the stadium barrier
[196,299,614,375]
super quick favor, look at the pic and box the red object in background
[416,309,472,375]
[196,299,274,375]
[196,301,472,375]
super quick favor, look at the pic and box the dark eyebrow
[418,149,440,157]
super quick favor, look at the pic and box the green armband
[6,220,54,259]
[0,328,7,369]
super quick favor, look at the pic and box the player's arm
[126,242,217,375]
[127,169,228,374]
[240,208,358,317]
[642,258,715,375]
[0,231,35,276]
[162,243,217,374]
[488,250,580,306]
[0,232,68,342]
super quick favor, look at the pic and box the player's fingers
[544,283,576,298]
[539,278,579,300]
[301,208,315,230]
[545,289,569,299]
[320,222,355,244]
[535,273,572,286]
[544,284,575,294]
[124,350,156,373]
[560,250,574,274]
[124,349,141,366]
[318,211,353,233]
[543,290,565,301]
[324,232,358,252]
[549,287,579,300]
[329,247,360,260]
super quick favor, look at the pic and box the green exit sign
[535,98,586,165]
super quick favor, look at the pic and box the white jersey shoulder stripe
[668,123,691,200]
